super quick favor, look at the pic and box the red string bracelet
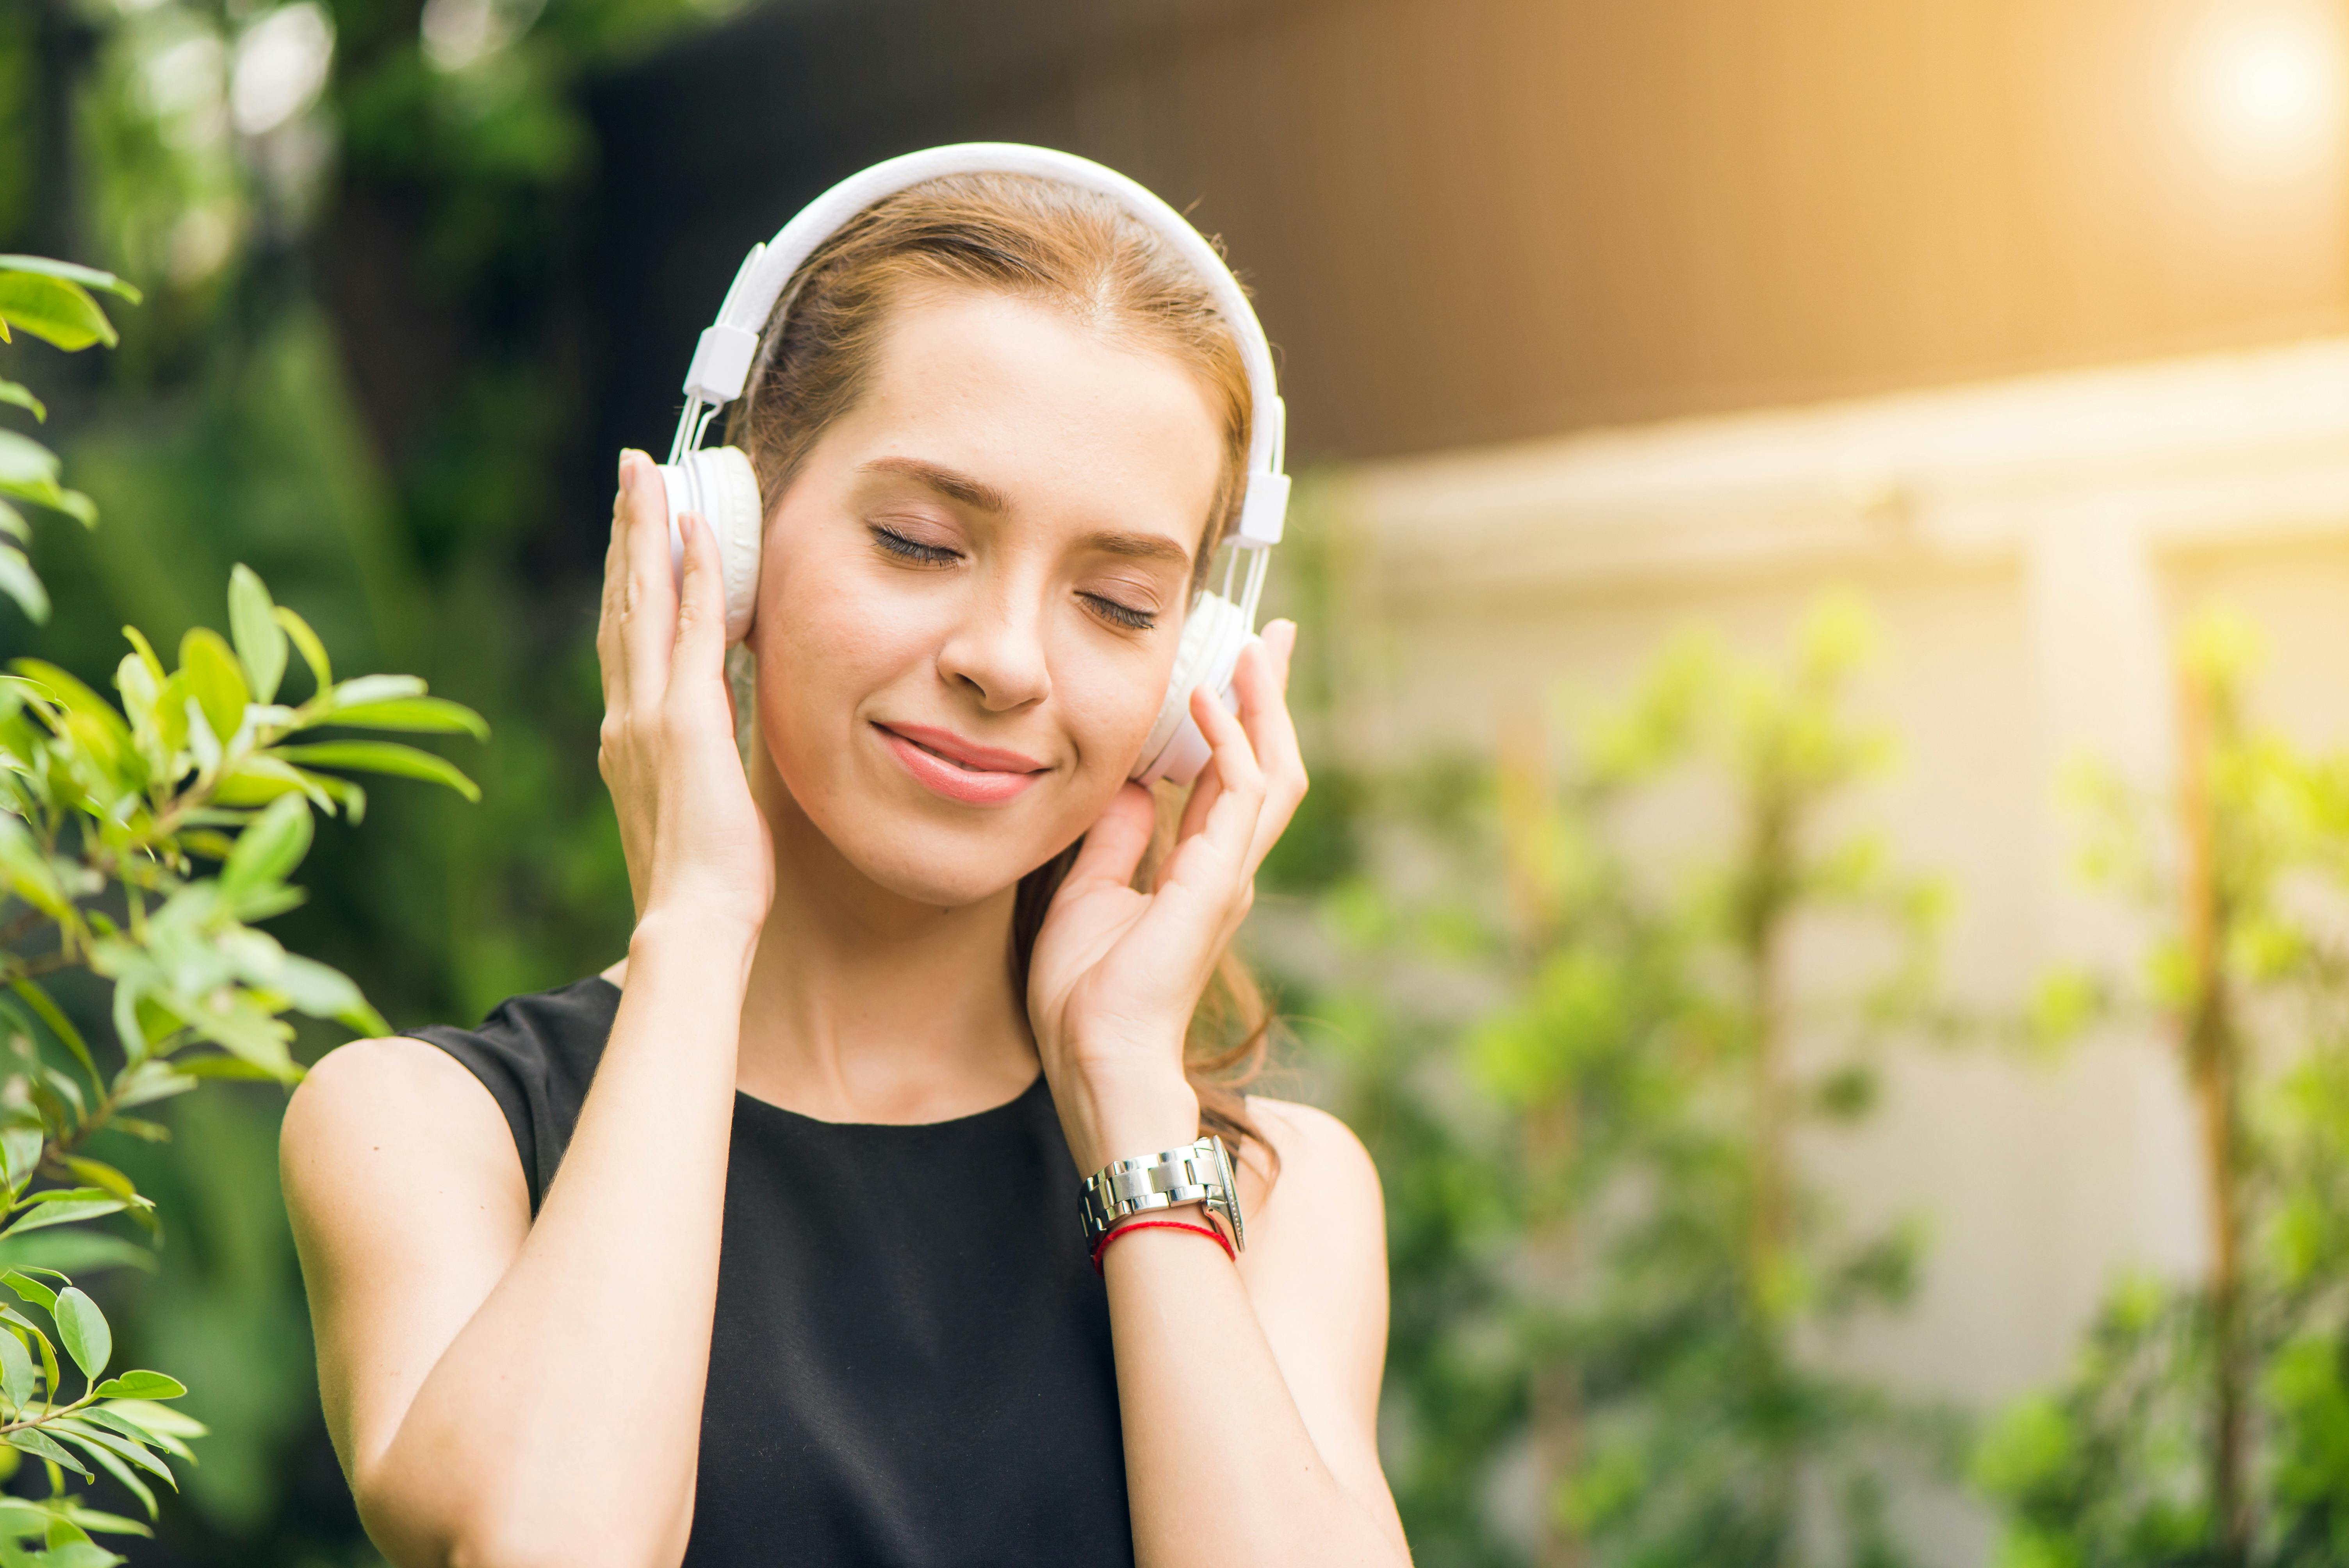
[1091,1216,1235,1275]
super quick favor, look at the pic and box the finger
[670,509,729,690]
[1266,617,1297,693]
[617,449,679,709]
[1229,633,1308,873]
[1158,682,1264,891]
[596,479,631,713]
[1064,782,1158,890]
[1174,753,1222,849]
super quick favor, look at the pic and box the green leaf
[162,1055,273,1082]
[219,793,310,897]
[0,1327,31,1411]
[10,982,96,1085]
[271,606,330,696]
[175,629,248,750]
[0,549,44,626]
[6,1429,87,1478]
[88,1372,181,1402]
[225,567,285,704]
[0,430,55,487]
[291,768,365,822]
[22,1188,114,1208]
[94,1398,203,1442]
[2,1308,61,1402]
[0,382,41,423]
[210,754,324,809]
[270,741,479,802]
[56,1433,153,1522]
[268,955,388,1036]
[57,1162,140,1213]
[52,1287,107,1381]
[321,674,425,709]
[0,1200,126,1237]
[0,1132,40,1195]
[50,1421,169,1488]
[118,628,162,685]
[109,1060,196,1108]
[321,696,490,740]
[0,819,68,920]
[41,1539,127,1568]
[53,1501,152,1539]
[0,498,25,540]
[0,257,141,302]
[0,274,114,351]
[2,1272,55,1313]
[0,1236,153,1278]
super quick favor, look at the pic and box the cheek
[1052,623,1175,779]
[749,536,925,757]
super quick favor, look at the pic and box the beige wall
[1330,337,2349,1561]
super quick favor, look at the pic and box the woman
[280,155,1409,1568]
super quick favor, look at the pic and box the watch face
[1214,1137,1245,1252]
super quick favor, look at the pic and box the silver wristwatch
[1078,1134,1245,1253]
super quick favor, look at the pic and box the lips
[874,722,1048,806]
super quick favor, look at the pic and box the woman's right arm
[280,454,773,1568]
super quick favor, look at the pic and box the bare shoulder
[1243,1096,1380,1199]
[1235,1095,1386,1276]
[280,1036,523,1215]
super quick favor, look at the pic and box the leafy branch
[0,252,485,1564]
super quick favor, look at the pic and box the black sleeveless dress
[404,975,1135,1567]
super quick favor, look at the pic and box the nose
[935,581,1052,713]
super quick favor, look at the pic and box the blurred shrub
[1977,611,2349,1568]
[1262,588,1966,1566]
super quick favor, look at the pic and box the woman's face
[747,286,1227,907]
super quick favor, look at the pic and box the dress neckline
[581,973,1048,1131]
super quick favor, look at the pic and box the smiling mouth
[903,732,998,772]
[873,723,1048,805]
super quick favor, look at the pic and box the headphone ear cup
[657,446,765,645]
[1132,592,1252,785]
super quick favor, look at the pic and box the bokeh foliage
[1256,576,1964,1566]
[1976,613,2349,1568]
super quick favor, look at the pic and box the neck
[731,750,1040,1124]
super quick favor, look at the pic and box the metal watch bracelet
[1078,1134,1245,1254]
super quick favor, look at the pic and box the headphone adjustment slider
[683,323,761,404]
[1232,471,1290,549]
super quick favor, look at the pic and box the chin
[837,818,1059,908]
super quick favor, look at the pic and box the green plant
[1977,611,2349,1568]
[1283,594,1962,1568]
[0,255,140,631]
[0,249,483,1564]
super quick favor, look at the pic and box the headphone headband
[677,143,1287,547]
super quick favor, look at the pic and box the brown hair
[723,171,1276,1161]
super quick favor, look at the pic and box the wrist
[1064,1069,1201,1177]
[630,905,760,970]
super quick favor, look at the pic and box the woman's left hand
[1027,618,1306,1175]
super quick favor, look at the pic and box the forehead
[843,288,1227,556]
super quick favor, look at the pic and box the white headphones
[652,143,1289,786]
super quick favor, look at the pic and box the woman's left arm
[1030,622,1412,1568]
[1104,1097,1408,1568]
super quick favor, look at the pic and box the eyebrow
[859,456,1195,570]
[1080,529,1194,570]
[860,456,1011,514]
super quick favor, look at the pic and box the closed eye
[870,525,960,565]
[1083,593,1157,632]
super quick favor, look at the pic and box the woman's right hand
[595,449,774,935]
